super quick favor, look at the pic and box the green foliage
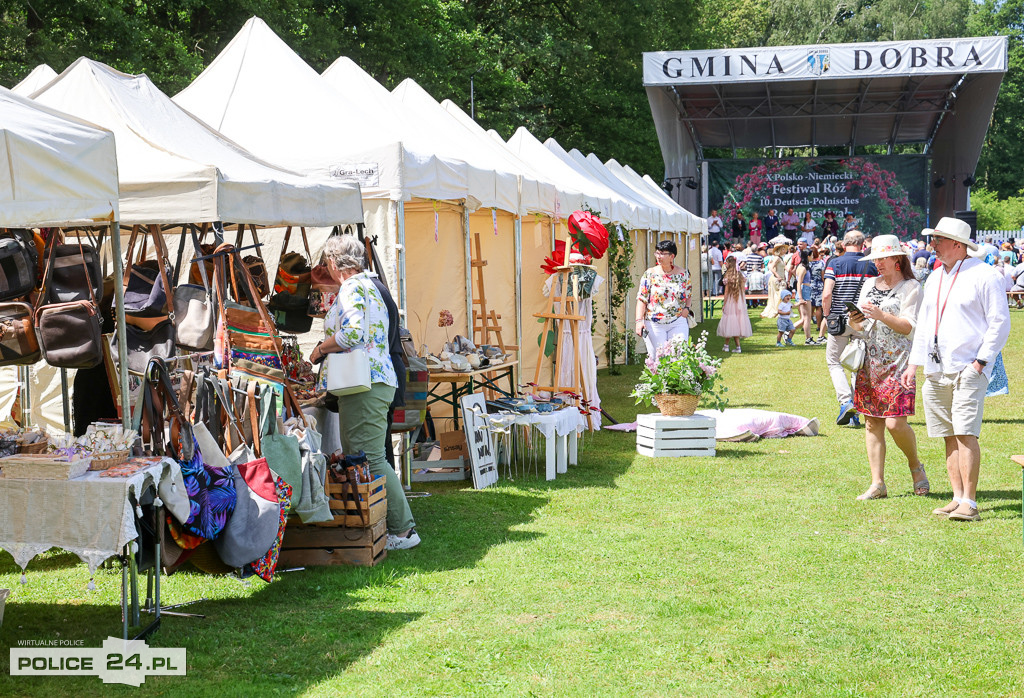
[604,224,635,373]
[631,330,729,411]
[969,187,1024,230]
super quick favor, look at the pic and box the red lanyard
[933,259,964,343]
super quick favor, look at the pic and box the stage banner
[707,156,927,239]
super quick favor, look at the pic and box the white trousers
[643,316,690,358]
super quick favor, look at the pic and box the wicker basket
[17,440,48,455]
[655,393,699,417]
[89,450,130,471]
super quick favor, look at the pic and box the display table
[512,408,584,480]
[428,360,518,429]
[0,458,181,639]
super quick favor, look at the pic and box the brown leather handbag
[0,302,41,366]
[35,236,104,369]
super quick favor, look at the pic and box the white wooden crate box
[636,413,716,457]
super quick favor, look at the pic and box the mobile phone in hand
[845,301,863,315]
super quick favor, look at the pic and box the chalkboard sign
[459,393,499,489]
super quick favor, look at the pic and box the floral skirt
[853,355,915,418]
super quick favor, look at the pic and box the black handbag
[42,231,104,305]
[268,291,313,333]
[826,313,847,336]
[35,236,104,369]
[0,230,39,301]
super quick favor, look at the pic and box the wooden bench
[703,293,769,318]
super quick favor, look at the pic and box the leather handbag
[174,227,215,350]
[35,238,104,369]
[307,258,338,318]
[0,302,40,366]
[0,230,39,301]
[108,319,176,383]
[42,231,103,304]
[271,227,313,296]
[217,245,283,360]
[121,226,174,322]
[840,337,867,372]
[232,224,270,300]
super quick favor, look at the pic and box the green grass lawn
[2,308,1023,696]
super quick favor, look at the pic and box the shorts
[922,366,989,438]
[801,286,812,301]
[777,317,795,333]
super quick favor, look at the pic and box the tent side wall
[469,210,518,354]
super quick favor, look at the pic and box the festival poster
[707,156,927,239]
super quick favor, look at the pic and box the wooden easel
[471,232,512,352]
[531,238,595,430]
[471,232,517,398]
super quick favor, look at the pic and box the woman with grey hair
[309,235,419,550]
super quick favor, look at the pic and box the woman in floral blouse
[310,235,419,550]
[847,235,926,502]
[634,239,693,356]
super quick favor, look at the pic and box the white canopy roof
[544,139,660,231]
[439,98,581,216]
[0,86,118,227]
[176,17,486,208]
[32,57,362,226]
[506,127,635,225]
[11,64,57,96]
[391,78,534,215]
[602,157,702,234]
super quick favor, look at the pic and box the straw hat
[930,217,978,250]
[861,234,910,261]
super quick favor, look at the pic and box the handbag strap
[188,225,212,295]
[279,226,313,265]
[247,381,261,456]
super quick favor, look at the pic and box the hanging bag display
[233,224,270,300]
[0,229,39,301]
[215,244,283,365]
[268,227,314,333]
[318,278,372,397]
[34,236,104,369]
[174,226,215,350]
[41,230,103,305]
[122,225,175,323]
[0,301,41,366]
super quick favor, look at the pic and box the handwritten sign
[459,393,499,489]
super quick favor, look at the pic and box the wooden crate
[279,516,387,567]
[316,475,387,528]
[636,413,716,457]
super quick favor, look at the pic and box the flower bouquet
[631,332,728,415]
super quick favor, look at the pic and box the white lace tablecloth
[0,458,178,575]
[512,408,585,438]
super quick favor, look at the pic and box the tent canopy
[32,57,363,227]
[11,64,57,96]
[0,86,118,227]
[644,36,1008,216]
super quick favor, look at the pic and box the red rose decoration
[541,239,593,274]
[567,210,609,260]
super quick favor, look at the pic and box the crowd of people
[691,214,1016,521]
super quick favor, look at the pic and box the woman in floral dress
[847,235,927,501]
[635,240,692,356]
[310,235,419,550]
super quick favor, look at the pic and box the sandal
[910,465,929,496]
[856,482,887,500]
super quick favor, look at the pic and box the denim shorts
[777,317,795,333]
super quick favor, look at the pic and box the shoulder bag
[0,301,40,366]
[0,229,39,301]
[174,226,215,350]
[34,236,104,369]
[268,226,314,333]
[320,278,372,397]
[839,338,866,372]
[41,230,103,305]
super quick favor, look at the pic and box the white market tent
[11,64,57,97]
[0,86,123,431]
[437,98,582,217]
[32,57,363,227]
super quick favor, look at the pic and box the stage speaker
[955,210,978,241]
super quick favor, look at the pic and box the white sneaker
[723,344,730,352]
[386,529,421,550]
[734,346,741,353]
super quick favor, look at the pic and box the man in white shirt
[902,217,1011,522]
[709,242,724,294]
[707,210,723,244]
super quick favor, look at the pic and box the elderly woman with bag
[847,235,926,501]
[309,235,419,550]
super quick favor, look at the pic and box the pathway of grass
[2,308,1023,696]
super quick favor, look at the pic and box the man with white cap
[901,217,1011,522]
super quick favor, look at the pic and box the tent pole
[18,365,31,428]
[109,221,130,430]
[61,368,71,433]
[396,200,407,326]
[464,205,473,339]
[514,216,522,387]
